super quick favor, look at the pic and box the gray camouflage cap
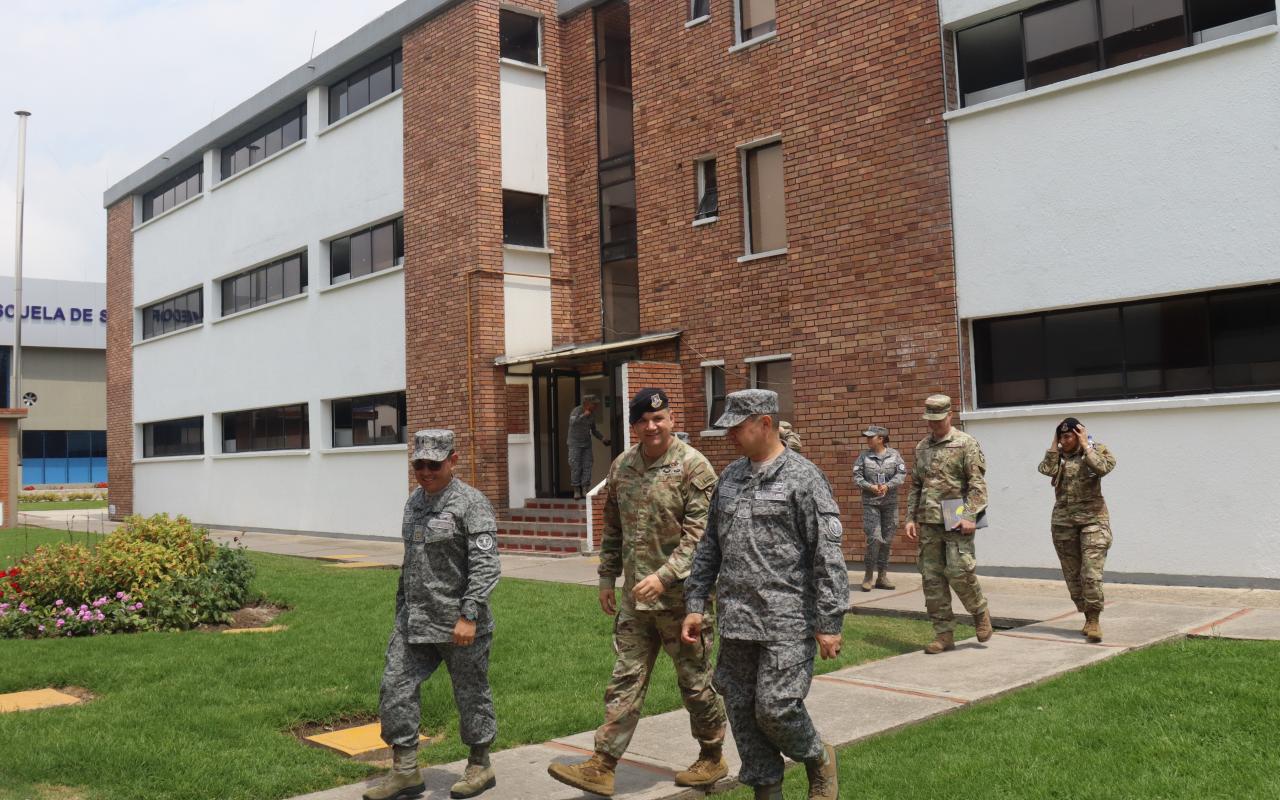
[582,394,600,405]
[863,425,889,437]
[715,389,779,428]
[922,394,952,421]
[412,429,454,462]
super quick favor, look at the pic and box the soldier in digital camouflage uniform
[567,395,610,498]
[365,430,501,800]
[548,388,728,798]
[853,424,907,592]
[904,394,994,655]
[1037,417,1116,643]
[682,389,847,800]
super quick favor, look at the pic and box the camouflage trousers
[379,628,497,749]
[594,605,726,759]
[917,524,988,635]
[714,638,823,787]
[1052,522,1112,613]
[568,444,593,489]
[862,502,898,571]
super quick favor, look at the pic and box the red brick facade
[105,200,134,520]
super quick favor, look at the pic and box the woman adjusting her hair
[1037,417,1117,643]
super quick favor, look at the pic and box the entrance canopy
[494,330,681,368]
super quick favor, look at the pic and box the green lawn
[18,500,108,511]
[0,529,953,800]
[720,637,1280,799]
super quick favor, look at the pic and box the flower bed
[0,514,255,639]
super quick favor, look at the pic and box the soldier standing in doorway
[567,394,611,499]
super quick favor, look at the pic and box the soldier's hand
[1074,423,1089,445]
[602,439,612,447]
[816,633,843,660]
[957,518,977,536]
[452,618,476,647]
[680,613,704,645]
[599,587,618,616]
[905,521,918,542]
[632,574,665,604]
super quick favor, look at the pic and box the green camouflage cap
[715,389,778,428]
[922,394,952,421]
[412,429,454,462]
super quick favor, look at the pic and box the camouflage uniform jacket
[567,405,605,448]
[853,447,907,507]
[1037,442,1116,526]
[906,428,988,525]
[685,449,849,640]
[396,478,501,644]
[598,438,717,611]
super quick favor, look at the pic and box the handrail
[583,477,608,552]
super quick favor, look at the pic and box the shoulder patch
[474,533,496,552]
[691,468,716,492]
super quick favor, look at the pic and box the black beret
[629,388,669,424]
[1057,417,1082,435]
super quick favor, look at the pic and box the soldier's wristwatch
[460,601,480,622]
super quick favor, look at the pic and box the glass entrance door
[533,368,581,497]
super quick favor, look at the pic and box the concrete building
[104,0,1279,586]
[0,277,108,485]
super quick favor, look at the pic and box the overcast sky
[0,0,405,283]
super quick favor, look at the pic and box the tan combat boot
[1083,610,1103,643]
[806,742,839,800]
[363,746,425,800]
[875,570,896,590]
[450,762,496,798]
[754,784,783,800]
[974,609,993,642]
[547,752,617,797]
[674,745,728,788]
[860,564,875,592]
[924,630,955,654]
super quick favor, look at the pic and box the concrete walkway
[20,510,1280,799]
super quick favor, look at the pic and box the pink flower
[37,624,45,632]
[133,602,143,611]
[95,612,105,621]
[115,591,126,600]
[55,619,64,628]
[54,599,64,607]
[18,603,28,614]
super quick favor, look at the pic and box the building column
[105,199,134,520]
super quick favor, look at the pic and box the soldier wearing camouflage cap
[365,430,502,800]
[682,389,846,800]
[1038,417,1117,643]
[853,424,907,592]
[567,394,610,499]
[904,395,994,655]
[548,388,728,797]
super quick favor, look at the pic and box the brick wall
[105,200,134,520]
[505,383,530,435]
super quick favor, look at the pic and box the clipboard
[941,498,988,531]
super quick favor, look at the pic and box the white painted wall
[0,277,105,349]
[130,91,408,538]
[506,376,535,508]
[948,30,1280,320]
[500,64,549,195]
[963,395,1280,581]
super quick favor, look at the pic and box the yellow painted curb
[326,561,392,569]
[222,625,288,635]
[0,689,83,713]
[305,723,428,757]
[314,554,371,561]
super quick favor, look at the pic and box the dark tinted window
[956,14,1024,105]
[1024,0,1100,90]
[1189,0,1276,35]
[974,284,1280,407]
[221,104,305,180]
[221,252,307,316]
[142,288,203,340]
[332,392,407,447]
[707,367,726,428]
[691,0,711,19]
[142,163,202,222]
[1102,0,1186,67]
[500,10,541,65]
[696,159,718,220]
[222,404,309,453]
[328,50,403,124]
[503,191,546,248]
[330,218,403,283]
[143,417,204,458]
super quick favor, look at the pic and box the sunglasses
[413,459,448,471]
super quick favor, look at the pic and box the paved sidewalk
[20,509,1280,800]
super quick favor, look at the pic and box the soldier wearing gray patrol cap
[853,424,906,592]
[366,428,502,800]
[685,388,846,800]
[567,395,610,499]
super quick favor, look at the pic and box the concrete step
[505,507,587,523]
[496,520,586,539]
[496,532,585,557]
[522,497,587,511]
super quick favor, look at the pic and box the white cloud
[0,0,404,282]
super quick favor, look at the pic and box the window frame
[141,163,203,222]
[689,0,711,22]
[746,354,794,421]
[141,286,204,341]
[503,190,548,249]
[219,250,309,317]
[702,361,726,431]
[328,217,405,285]
[142,417,205,459]
[499,8,543,66]
[220,403,310,454]
[219,103,307,181]
[739,137,787,257]
[327,49,404,125]
[329,391,408,448]
[694,156,719,222]
[734,0,778,46]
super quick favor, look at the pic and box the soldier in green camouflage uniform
[904,394,993,654]
[1038,417,1116,642]
[548,388,727,798]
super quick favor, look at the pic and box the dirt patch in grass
[55,686,98,704]
[30,785,87,800]
[198,602,288,632]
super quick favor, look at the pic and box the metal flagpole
[13,110,30,510]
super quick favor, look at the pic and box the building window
[503,191,546,248]
[690,0,711,20]
[142,163,202,222]
[142,288,203,340]
[330,218,403,284]
[222,404,309,453]
[500,10,541,65]
[221,251,307,316]
[143,417,204,458]
[973,283,1280,407]
[703,363,726,429]
[750,357,793,421]
[220,104,306,180]
[737,0,777,43]
[331,391,407,447]
[22,430,108,485]
[695,158,718,221]
[955,0,1277,107]
[742,140,786,255]
[328,49,403,124]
